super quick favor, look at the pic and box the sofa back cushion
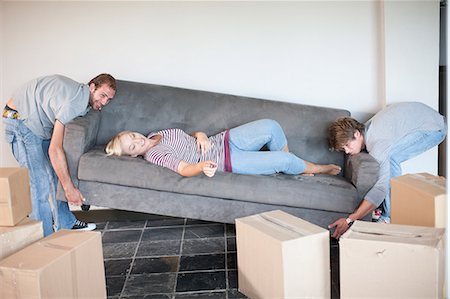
[97,80,349,166]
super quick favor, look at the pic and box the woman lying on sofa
[105,119,341,178]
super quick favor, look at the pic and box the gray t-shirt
[363,102,446,207]
[13,75,90,139]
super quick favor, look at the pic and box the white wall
[0,1,4,166]
[0,1,441,175]
[383,0,440,174]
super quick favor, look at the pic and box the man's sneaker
[72,219,96,231]
[372,208,382,221]
[377,216,390,224]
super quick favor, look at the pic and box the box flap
[343,221,444,246]
[0,168,23,178]
[393,173,446,196]
[236,210,326,241]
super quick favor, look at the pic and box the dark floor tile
[137,239,181,257]
[186,219,217,226]
[122,295,172,299]
[146,217,185,227]
[330,236,339,247]
[105,258,133,276]
[102,230,142,243]
[175,291,226,298]
[226,253,236,270]
[227,271,238,289]
[131,256,179,274]
[106,276,126,297]
[103,242,138,259]
[225,224,235,237]
[122,273,176,296]
[107,220,147,230]
[176,271,226,292]
[95,222,107,230]
[184,225,224,239]
[179,254,225,272]
[331,244,340,299]
[142,227,184,241]
[182,238,225,255]
[226,237,236,252]
[227,289,248,299]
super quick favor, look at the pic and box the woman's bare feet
[304,162,341,175]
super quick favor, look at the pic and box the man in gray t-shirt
[3,74,116,236]
[327,102,446,239]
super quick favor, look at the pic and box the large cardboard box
[340,221,445,299]
[236,210,330,299]
[0,230,106,298]
[0,168,32,226]
[0,217,43,260]
[391,173,446,227]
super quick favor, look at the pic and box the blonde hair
[105,131,130,156]
[328,117,365,152]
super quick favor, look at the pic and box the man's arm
[48,120,84,206]
[328,199,376,239]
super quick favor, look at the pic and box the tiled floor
[75,209,340,299]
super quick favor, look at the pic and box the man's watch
[345,217,354,226]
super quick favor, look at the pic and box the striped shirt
[143,128,229,173]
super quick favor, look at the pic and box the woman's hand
[193,132,212,155]
[202,161,218,177]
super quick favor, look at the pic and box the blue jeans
[3,118,77,236]
[229,119,306,175]
[381,128,447,220]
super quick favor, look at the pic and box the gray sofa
[59,80,378,228]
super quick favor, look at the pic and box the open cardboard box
[340,221,445,298]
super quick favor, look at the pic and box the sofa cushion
[78,147,358,213]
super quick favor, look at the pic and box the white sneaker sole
[72,223,97,231]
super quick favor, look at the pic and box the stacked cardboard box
[236,210,330,299]
[0,168,43,260]
[391,173,446,227]
[0,168,32,226]
[0,230,106,298]
[0,167,107,298]
[340,221,445,298]
[0,217,43,260]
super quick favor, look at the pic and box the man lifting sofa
[58,80,378,228]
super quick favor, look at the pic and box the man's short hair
[89,73,116,91]
[328,117,365,151]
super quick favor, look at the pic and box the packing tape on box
[412,173,446,189]
[350,224,444,240]
[259,213,310,236]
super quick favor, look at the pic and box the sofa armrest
[344,152,379,201]
[56,110,101,200]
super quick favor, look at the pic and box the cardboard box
[391,173,446,227]
[236,210,330,299]
[0,168,32,226]
[0,230,106,298]
[0,217,43,260]
[340,221,445,299]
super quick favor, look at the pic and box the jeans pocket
[4,130,15,144]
